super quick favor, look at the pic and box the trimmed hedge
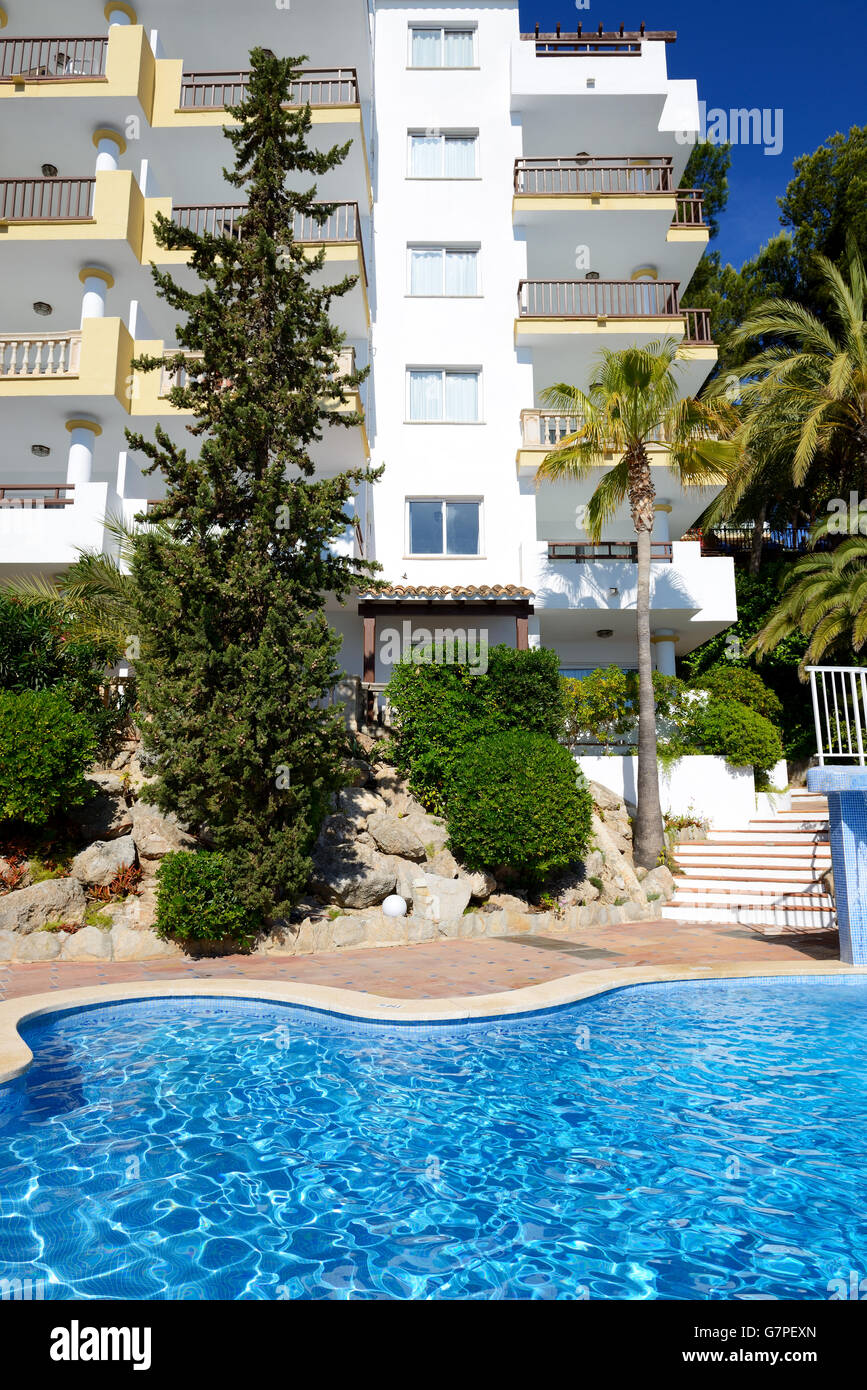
[155,851,260,948]
[0,688,97,825]
[445,730,593,881]
[694,664,784,725]
[687,699,783,781]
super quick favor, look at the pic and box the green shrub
[155,850,259,948]
[694,665,784,725]
[386,645,566,813]
[0,689,97,825]
[562,666,635,747]
[445,731,593,881]
[687,699,783,781]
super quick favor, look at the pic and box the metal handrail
[514,156,674,194]
[0,483,75,507]
[0,177,95,221]
[548,541,673,562]
[808,666,867,766]
[0,36,107,80]
[518,279,681,318]
[179,67,358,109]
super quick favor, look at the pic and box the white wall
[578,753,761,828]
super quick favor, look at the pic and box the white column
[93,130,124,173]
[653,500,672,544]
[106,4,135,25]
[651,630,678,677]
[65,419,102,487]
[79,267,113,324]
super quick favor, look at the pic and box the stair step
[675,864,826,881]
[705,832,828,844]
[662,903,836,929]
[670,891,833,910]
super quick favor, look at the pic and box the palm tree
[714,237,867,495]
[536,340,738,868]
[751,514,867,667]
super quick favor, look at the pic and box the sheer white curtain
[409,371,443,421]
[410,248,443,295]
[444,29,474,66]
[410,134,442,177]
[444,372,479,422]
[444,249,477,295]
[443,136,476,178]
[411,28,441,65]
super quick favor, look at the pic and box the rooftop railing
[171,201,361,244]
[518,278,681,318]
[808,666,867,766]
[0,36,107,80]
[0,483,75,508]
[179,67,358,109]
[0,331,82,377]
[522,26,676,56]
[548,541,673,562]
[0,177,95,222]
[514,156,674,195]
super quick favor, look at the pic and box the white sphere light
[382,894,408,918]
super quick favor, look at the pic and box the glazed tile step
[674,872,829,892]
[746,817,829,830]
[669,888,834,909]
[704,831,830,844]
[675,844,831,862]
[661,902,836,929]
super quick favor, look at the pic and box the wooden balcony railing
[518,279,681,318]
[548,541,673,562]
[0,36,107,80]
[0,483,75,508]
[521,409,669,449]
[0,177,95,222]
[159,345,357,397]
[0,331,82,377]
[179,67,358,109]
[523,26,676,56]
[514,156,674,195]
[674,189,706,225]
[682,308,713,343]
[171,201,360,244]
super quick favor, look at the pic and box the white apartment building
[0,2,737,692]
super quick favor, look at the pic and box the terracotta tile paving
[0,920,840,1003]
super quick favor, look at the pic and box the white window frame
[407,23,478,69]
[405,366,483,423]
[406,244,481,297]
[407,129,479,179]
[405,496,485,558]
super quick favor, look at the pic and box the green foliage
[682,141,731,240]
[686,699,783,782]
[155,851,259,948]
[445,731,593,882]
[125,50,383,920]
[694,665,784,724]
[0,689,97,825]
[562,667,634,748]
[386,646,565,814]
[778,125,867,287]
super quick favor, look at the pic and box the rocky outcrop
[0,877,86,934]
[366,812,426,861]
[131,802,196,860]
[69,789,133,841]
[70,835,136,888]
[309,838,397,909]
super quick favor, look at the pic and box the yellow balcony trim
[0,26,154,117]
[0,171,145,255]
[515,315,684,340]
[0,317,134,409]
[513,192,678,216]
[667,224,710,246]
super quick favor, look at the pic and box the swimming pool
[0,977,864,1300]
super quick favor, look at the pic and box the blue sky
[522,0,867,268]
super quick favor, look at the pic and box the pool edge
[1,958,865,1085]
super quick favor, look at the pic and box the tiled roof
[359,583,534,601]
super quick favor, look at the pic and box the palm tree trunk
[748,500,767,577]
[633,524,665,868]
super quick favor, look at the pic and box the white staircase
[662,791,836,934]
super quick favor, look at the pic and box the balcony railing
[0,331,82,377]
[808,667,867,767]
[159,345,357,397]
[171,201,360,244]
[674,189,706,225]
[518,279,681,318]
[548,541,673,562]
[514,156,675,195]
[0,483,75,508]
[523,26,676,56]
[682,308,713,343]
[179,67,358,109]
[0,36,107,80]
[683,523,826,556]
[521,409,669,449]
[0,177,95,222]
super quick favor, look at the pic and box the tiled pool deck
[0,919,841,1003]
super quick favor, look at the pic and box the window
[407,369,480,422]
[409,26,476,67]
[408,499,481,555]
[408,246,478,296]
[408,131,477,178]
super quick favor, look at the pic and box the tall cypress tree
[126,48,380,920]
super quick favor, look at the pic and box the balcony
[523,27,675,57]
[0,480,120,573]
[515,155,675,195]
[0,37,108,82]
[0,171,145,260]
[0,26,156,138]
[0,331,81,378]
[0,319,133,407]
[0,482,75,508]
[178,67,359,109]
[0,176,94,221]
[518,277,682,319]
[548,541,673,562]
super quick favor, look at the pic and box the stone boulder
[464,868,496,901]
[367,812,426,861]
[70,835,136,888]
[337,786,385,827]
[69,790,133,841]
[342,758,371,788]
[110,925,182,961]
[60,925,112,961]
[589,814,645,904]
[131,802,196,860]
[85,770,126,796]
[642,864,676,904]
[416,871,473,927]
[426,848,460,879]
[309,840,397,909]
[588,780,623,812]
[401,810,450,858]
[15,931,64,961]
[0,877,86,934]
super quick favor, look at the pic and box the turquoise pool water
[0,978,865,1300]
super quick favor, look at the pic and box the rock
[330,918,368,949]
[635,865,648,882]
[427,848,460,878]
[15,931,64,961]
[309,840,396,909]
[0,930,16,960]
[380,855,418,906]
[417,872,472,927]
[401,811,450,858]
[0,877,86,934]
[342,758,371,787]
[588,780,624,812]
[131,802,196,860]
[368,764,411,811]
[486,892,529,913]
[70,835,136,888]
[111,749,132,770]
[337,786,385,826]
[110,925,181,961]
[366,812,426,861]
[642,864,676,903]
[0,857,31,890]
[60,925,113,960]
[85,770,126,795]
[465,868,496,900]
[317,813,357,846]
[589,814,646,904]
[102,886,157,932]
[822,866,834,898]
[69,791,133,841]
[125,753,153,794]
